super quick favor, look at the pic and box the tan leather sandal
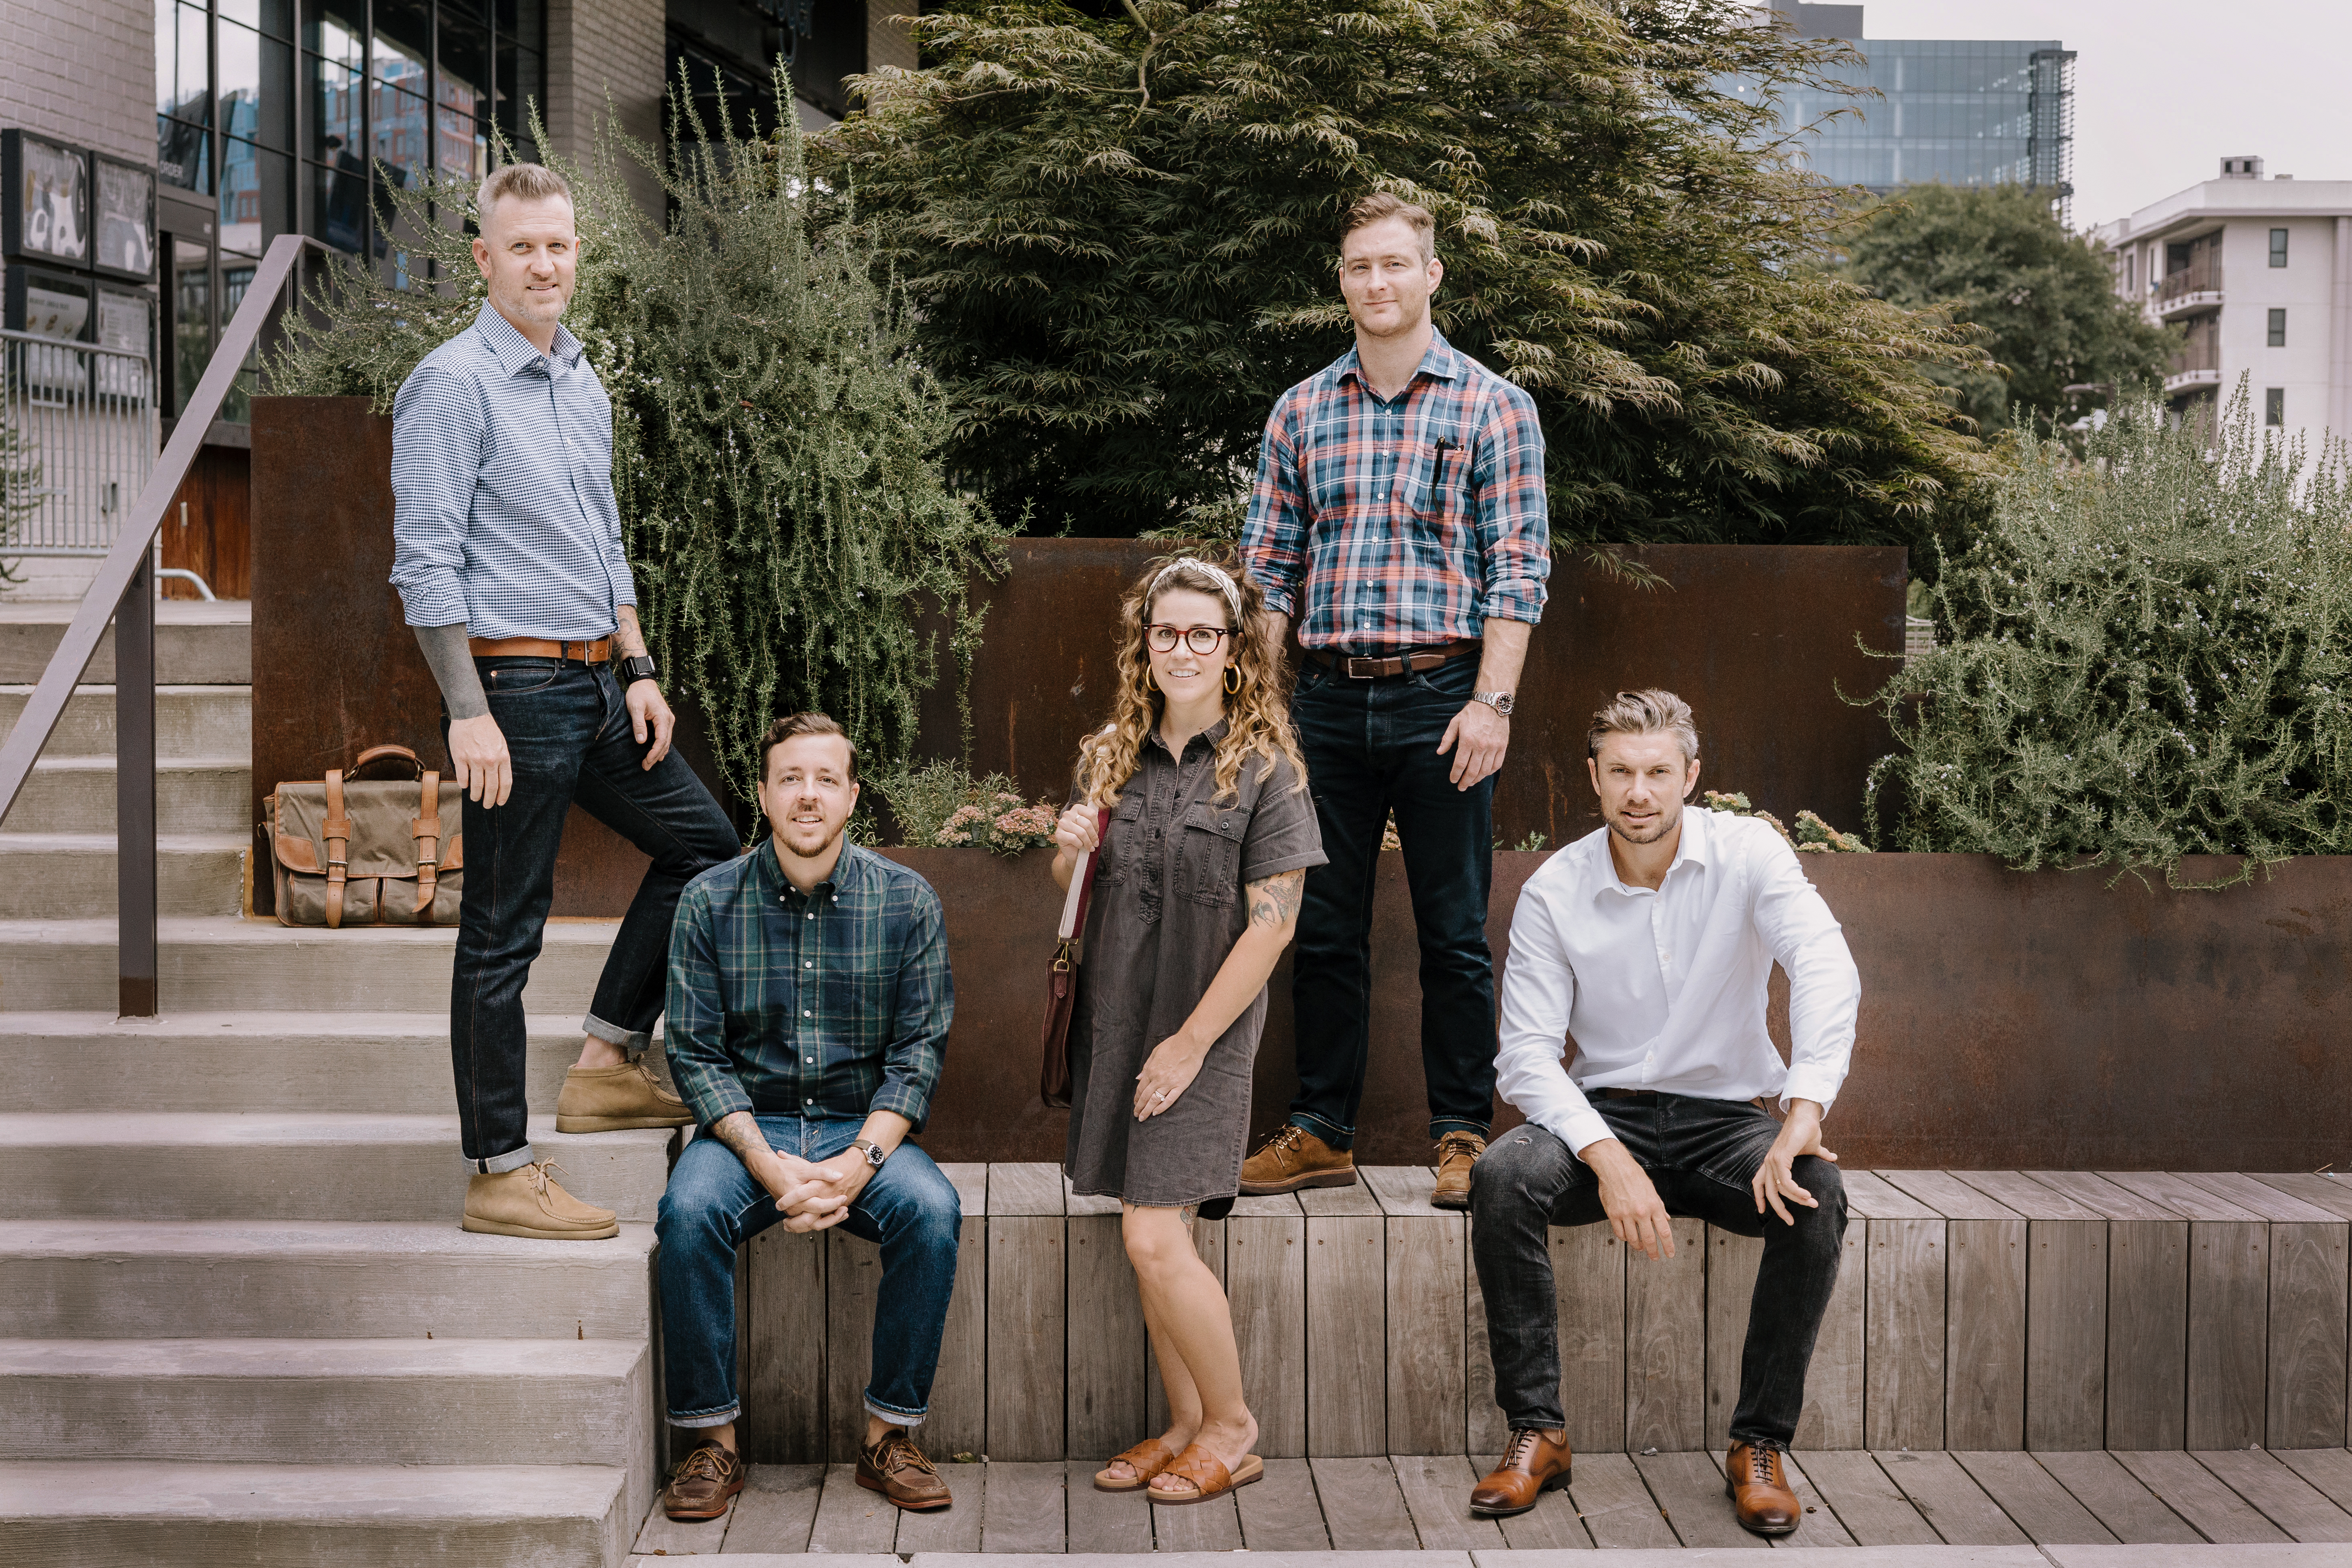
[1094,1438,1179,1493]
[1146,1443,1264,1505]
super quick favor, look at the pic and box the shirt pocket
[1179,801,1248,908]
[1099,792,1146,886]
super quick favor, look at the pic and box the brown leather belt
[467,636,614,663]
[1307,637,1480,679]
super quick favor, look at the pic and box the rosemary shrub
[268,73,1006,807]
[1866,384,2352,886]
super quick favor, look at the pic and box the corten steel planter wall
[892,846,2352,1173]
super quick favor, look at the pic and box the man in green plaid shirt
[655,713,963,1521]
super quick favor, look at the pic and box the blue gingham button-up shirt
[388,302,637,639]
[665,840,954,1132]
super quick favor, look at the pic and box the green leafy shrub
[872,759,1059,857]
[1865,383,2352,886]
[1702,790,1869,852]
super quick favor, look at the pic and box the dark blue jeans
[657,1115,963,1429]
[445,657,738,1171]
[1286,650,1496,1147]
[1470,1095,1848,1448]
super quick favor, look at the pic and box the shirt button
[803,1010,812,1017]
[805,1056,814,1064]
[805,961,813,969]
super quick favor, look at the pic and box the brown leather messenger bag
[263,744,464,928]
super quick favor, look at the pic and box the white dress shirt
[1494,805,1860,1157]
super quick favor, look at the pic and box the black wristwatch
[617,653,658,686]
[851,1138,890,1170]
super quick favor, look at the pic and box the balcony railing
[2156,263,2223,305]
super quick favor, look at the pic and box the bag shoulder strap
[1057,806,1112,944]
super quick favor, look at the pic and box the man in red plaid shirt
[1238,192,1550,1209]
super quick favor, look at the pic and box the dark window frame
[2265,387,2286,427]
[2268,308,2287,348]
[2270,227,2289,267]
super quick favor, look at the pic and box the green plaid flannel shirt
[665,840,953,1130]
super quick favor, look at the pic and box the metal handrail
[0,230,324,1015]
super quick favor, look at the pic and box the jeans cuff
[469,1143,538,1175]
[1430,1118,1492,1140]
[865,1394,926,1427]
[583,1013,652,1056]
[669,1405,740,1429]
[1290,1112,1353,1151]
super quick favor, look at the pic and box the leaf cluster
[820,0,1997,546]
[1865,382,2352,886]
[871,757,1059,856]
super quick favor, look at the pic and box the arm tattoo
[710,1111,771,1166]
[614,605,649,660]
[1247,869,1305,930]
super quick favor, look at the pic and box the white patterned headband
[1148,558,1244,630]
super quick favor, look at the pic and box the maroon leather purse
[1040,807,1110,1109]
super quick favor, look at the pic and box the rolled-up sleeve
[665,882,753,1126]
[1753,841,1860,1113]
[871,885,953,1131]
[1238,755,1326,883]
[1495,881,1612,1156]
[1240,400,1308,619]
[389,360,484,629]
[1470,386,1550,627]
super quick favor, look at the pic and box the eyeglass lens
[1147,624,1228,654]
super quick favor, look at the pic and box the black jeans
[1286,650,1496,1147]
[445,657,738,1171]
[1469,1095,1847,1448]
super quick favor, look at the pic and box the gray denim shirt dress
[1065,721,1326,1209]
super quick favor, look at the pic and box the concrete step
[13,1011,655,1114]
[0,1337,651,1469]
[0,755,250,835]
[0,1113,678,1221]
[0,1460,630,1566]
[0,599,252,684]
[0,683,251,761]
[0,833,245,917]
[0,1219,656,1340]
[0,916,615,1013]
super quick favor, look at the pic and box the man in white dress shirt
[1464,690,1859,1537]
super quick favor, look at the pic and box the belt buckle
[1344,655,1381,679]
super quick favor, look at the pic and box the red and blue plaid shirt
[1241,332,1550,652]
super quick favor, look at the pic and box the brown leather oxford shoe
[1725,1441,1800,1535]
[1469,1426,1573,1517]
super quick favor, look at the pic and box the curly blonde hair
[1075,553,1308,808]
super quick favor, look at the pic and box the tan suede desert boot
[1238,1124,1356,1195]
[1430,1130,1486,1210]
[461,1161,619,1240]
[556,1058,694,1132]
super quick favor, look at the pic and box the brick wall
[545,0,667,221]
[0,0,156,164]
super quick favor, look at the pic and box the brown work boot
[556,1057,694,1132]
[1430,1131,1486,1210]
[663,1440,745,1521]
[1726,1441,1801,1536]
[1238,1124,1356,1195]
[1470,1427,1573,1517]
[461,1161,619,1240]
[857,1427,952,1511]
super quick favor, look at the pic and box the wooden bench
[725,1164,2352,1464]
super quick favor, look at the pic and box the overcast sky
[1755,0,2352,231]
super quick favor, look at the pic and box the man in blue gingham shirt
[389,163,738,1242]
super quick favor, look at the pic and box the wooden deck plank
[807,1462,900,1552]
[1880,1170,2022,1222]
[2006,1188,2108,1453]
[1228,1193,1307,1458]
[1879,1174,2025,1452]
[2028,1170,2184,1221]
[1565,1449,1679,1550]
[1630,1449,1765,1548]
[1703,1227,1764,1453]
[1695,1447,1856,1549]
[987,1165,1068,1462]
[1623,1215,1706,1453]
[1064,1195,1147,1463]
[1296,1178,1383,1216]
[2095,1173,2269,1453]
[2192,1448,2352,1543]
[1872,1450,2030,1545]
[1305,1195,1386,1456]
[1554,1223,1627,1455]
[741,1226,826,1463]
[1797,1218,1867,1450]
[1148,1480,1244,1550]
[892,1461,984,1552]
[633,1491,734,1556]
[1483,1449,1593,1550]
[2274,1448,2352,1514]
[929,1164,990,1464]
[1061,1458,1152,1553]
[1146,1213,1224,1438]
[1863,1214,1947,1451]
[2253,1172,2352,1223]
[979,1458,1066,1552]
[2028,1449,2201,1545]
[719,1462,826,1554]
[1366,1166,1469,1456]
[2032,1171,2188,1451]
[1310,1455,1421,1550]
[991,1162,1070,1217]
[1794,1448,1940,1546]
[1392,1452,1507,1549]
[1233,1455,1330,1550]
[1954,1171,2103,1223]
[2178,1174,2352,1449]
[1844,1170,1941,1221]
[2111,1450,2292,1543]
[2181,1171,2344,1223]
[1464,1223,1509,1457]
[826,1232,883,1462]
[1951,1450,2117,1545]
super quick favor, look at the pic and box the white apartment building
[2096,157,2352,453]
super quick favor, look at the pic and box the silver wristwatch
[1474,689,1516,717]
[850,1138,889,1170]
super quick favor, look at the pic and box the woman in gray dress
[1050,555,1325,1506]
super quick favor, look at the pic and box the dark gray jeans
[1469,1093,1847,1448]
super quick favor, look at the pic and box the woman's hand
[1053,803,1101,855]
[1133,1032,1207,1120]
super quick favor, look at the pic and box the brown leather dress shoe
[663,1441,745,1521]
[1725,1441,1800,1535]
[1470,1426,1573,1517]
[1238,1125,1356,1195]
[1430,1131,1486,1210]
[857,1428,953,1511]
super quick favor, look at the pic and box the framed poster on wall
[91,155,156,283]
[2,130,91,270]
[93,283,154,401]
[4,263,94,400]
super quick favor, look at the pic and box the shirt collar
[1144,717,1230,760]
[1335,330,1465,397]
[759,835,863,899]
[473,301,585,377]
[1592,799,1711,898]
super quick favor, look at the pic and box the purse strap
[1056,806,1111,945]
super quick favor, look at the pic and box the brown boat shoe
[1430,1131,1486,1210]
[556,1057,695,1132]
[857,1428,952,1511]
[663,1441,745,1521]
[1470,1426,1573,1517]
[1726,1441,1801,1535]
[1238,1124,1356,1195]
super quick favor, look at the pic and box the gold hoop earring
[1144,669,1157,693]
[1224,666,1241,694]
